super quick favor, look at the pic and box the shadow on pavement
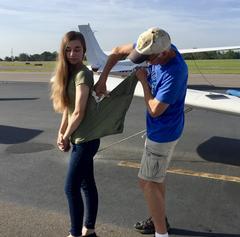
[188,85,240,91]
[170,228,240,236]
[0,97,39,101]
[0,125,43,144]
[197,136,240,166]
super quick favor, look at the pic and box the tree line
[0,50,240,62]
[183,50,240,60]
[1,51,58,62]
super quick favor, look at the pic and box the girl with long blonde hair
[51,31,99,237]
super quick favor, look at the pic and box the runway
[0,73,239,237]
[1,71,240,86]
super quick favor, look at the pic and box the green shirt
[68,69,138,144]
[67,64,94,116]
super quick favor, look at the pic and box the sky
[0,0,240,59]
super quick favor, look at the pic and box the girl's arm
[57,108,68,151]
[58,107,68,136]
[62,84,90,144]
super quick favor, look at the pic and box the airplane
[78,24,240,117]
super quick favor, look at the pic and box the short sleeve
[74,69,93,89]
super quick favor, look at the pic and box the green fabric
[70,74,138,144]
[67,65,94,115]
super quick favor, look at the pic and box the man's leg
[134,216,170,234]
[139,179,167,234]
[137,138,178,236]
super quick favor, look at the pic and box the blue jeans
[64,139,100,236]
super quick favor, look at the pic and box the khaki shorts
[138,138,178,183]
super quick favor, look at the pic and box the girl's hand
[57,133,63,146]
[61,137,71,152]
[57,133,70,152]
[63,138,71,152]
[57,133,64,151]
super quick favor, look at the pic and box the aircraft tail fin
[78,24,107,71]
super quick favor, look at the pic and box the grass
[0,61,56,72]
[186,59,240,74]
[0,59,240,74]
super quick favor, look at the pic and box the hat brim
[128,49,149,64]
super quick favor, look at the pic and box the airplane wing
[179,46,240,54]
[93,75,240,117]
[79,24,240,117]
[185,89,240,116]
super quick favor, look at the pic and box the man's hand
[94,73,110,97]
[135,68,148,84]
[94,79,107,97]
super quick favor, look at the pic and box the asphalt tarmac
[0,73,240,237]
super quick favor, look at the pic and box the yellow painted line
[118,161,240,183]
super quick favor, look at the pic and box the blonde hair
[50,31,86,113]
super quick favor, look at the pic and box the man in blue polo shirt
[95,27,188,237]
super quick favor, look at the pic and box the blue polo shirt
[146,45,188,142]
